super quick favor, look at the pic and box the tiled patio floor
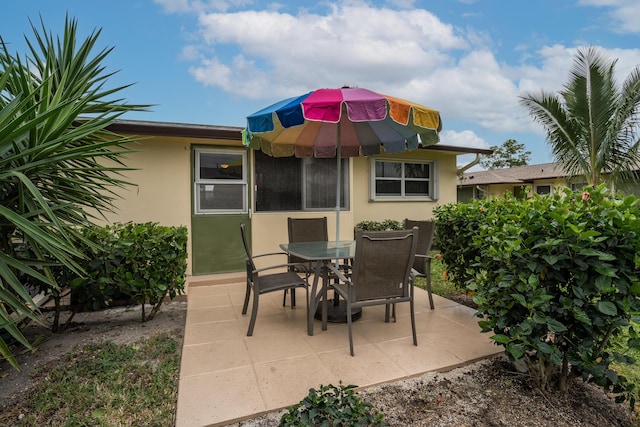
[175,273,502,427]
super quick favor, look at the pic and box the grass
[2,332,180,427]
[412,252,464,297]
[612,326,640,402]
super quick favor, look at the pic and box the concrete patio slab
[175,274,502,427]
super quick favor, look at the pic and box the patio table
[279,240,361,335]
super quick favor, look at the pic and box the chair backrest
[287,217,329,264]
[404,219,435,274]
[240,223,256,274]
[350,228,418,302]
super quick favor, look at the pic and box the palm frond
[521,46,640,186]
[0,15,151,369]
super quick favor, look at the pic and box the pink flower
[582,191,590,202]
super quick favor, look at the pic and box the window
[535,184,552,195]
[194,148,247,214]
[254,150,349,212]
[513,185,529,199]
[371,159,438,200]
[570,182,588,191]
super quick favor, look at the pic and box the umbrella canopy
[243,87,442,158]
[242,87,443,242]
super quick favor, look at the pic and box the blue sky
[4,0,640,168]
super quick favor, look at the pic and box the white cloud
[165,2,640,140]
[153,0,193,13]
[387,0,416,8]
[183,3,545,136]
[516,44,640,96]
[579,0,640,33]
[189,4,468,100]
[423,49,534,134]
[439,129,491,149]
[154,0,253,13]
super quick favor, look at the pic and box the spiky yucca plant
[0,16,148,369]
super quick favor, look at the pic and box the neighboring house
[457,162,640,202]
[104,119,491,277]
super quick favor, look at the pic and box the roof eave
[423,144,493,155]
[105,119,243,140]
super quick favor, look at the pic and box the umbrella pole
[333,126,341,308]
[335,127,341,245]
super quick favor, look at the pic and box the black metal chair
[405,219,436,309]
[287,217,352,317]
[240,223,310,336]
[326,227,419,356]
[285,217,330,306]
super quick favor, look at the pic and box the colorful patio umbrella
[243,86,443,242]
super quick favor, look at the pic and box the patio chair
[286,217,351,305]
[325,227,418,356]
[240,223,310,336]
[405,219,436,309]
[285,217,330,306]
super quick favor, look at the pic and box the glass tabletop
[279,240,355,261]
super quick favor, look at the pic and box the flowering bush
[355,219,403,231]
[435,185,640,406]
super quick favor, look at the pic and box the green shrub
[355,219,402,231]
[69,222,188,322]
[434,196,516,290]
[279,383,388,427]
[438,185,640,407]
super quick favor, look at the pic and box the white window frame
[369,158,439,201]
[194,148,247,214]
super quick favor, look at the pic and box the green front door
[191,147,250,274]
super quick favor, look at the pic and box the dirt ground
[1,297,638,427]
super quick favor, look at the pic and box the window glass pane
[571,182,587,191]
[254,151,349,212]
[255,151,301,211]
[404,163,428,179]
[536,185,551,195]
[376,180,401,195]
[458,186,474,203]
[198,184,244,210]
[200,153,243,180]
[305,157,349,209]
[405,180,429,196]
[373,159,435,199]
[513,185,528,199]
[375,161,402,178]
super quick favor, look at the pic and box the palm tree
[520,46,640,186]
[0,16,148,369]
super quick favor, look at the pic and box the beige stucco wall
[104,137,192,226]
[351,150,458,224]
[486,184,516,199]
[485,177,568,199]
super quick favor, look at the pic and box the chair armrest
[253,262,310,277]
[252,251,288,260]
[411,254,433,278]
[326,263,350,283]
